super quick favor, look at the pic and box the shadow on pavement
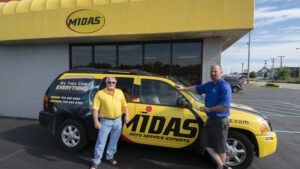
[0,117,214,169]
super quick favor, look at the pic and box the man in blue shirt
[175,64,232,169]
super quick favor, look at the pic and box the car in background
[223,76,244,93]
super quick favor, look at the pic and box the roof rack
[66,68,160,76]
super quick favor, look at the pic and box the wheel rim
[226,138,247,166]
[233,87,238,93]
[61,125,80,148]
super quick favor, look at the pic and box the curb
[244,83,260,86]
[260,85,282,88]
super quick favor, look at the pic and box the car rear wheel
[226,130,254,169]
[232,87,240,93]
[57,120,87,152]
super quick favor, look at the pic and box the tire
[57,120,87,152]
[226,130,254,169]
[232,86,239,93]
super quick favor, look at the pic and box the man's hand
[124,114,129,124]
[94,121,101,129]
[199,107,210,113]
[175,84,185,90]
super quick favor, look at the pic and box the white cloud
[255,8,300,27]
[256,0,294,4]
[222,41,300,74]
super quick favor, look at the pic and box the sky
[221,0,300,75]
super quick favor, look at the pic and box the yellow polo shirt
[92,88,127,119]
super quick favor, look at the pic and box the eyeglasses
[107,81,116,84]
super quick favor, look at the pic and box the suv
[39,69,277,169]
[223,76,244,93]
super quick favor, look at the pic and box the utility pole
[241,63,244,75]
[263,60,268,78]
[277,56,285,68]
[270,58,276,80]
[247,31,251,84]
[263,60,268,67]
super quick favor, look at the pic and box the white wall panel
[0,43,68,119]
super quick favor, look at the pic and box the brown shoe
[89,163,98,169]
[107,158,117,166]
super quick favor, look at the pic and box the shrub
[265,83,280,87]
[276,68,291,80]
[250,71,257,78]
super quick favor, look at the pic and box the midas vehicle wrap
[39,69,277,169]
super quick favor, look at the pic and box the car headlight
[260,120,271,135]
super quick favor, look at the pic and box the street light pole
[247,31,251,84]
[241,63,244,75]
[277,56,285,68]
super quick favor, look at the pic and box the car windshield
[170,77,204,103]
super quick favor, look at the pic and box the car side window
[99,77,134,102]
[140,79,183,106]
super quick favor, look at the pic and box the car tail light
[43,95,48,110]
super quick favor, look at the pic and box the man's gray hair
[106,76,117,83]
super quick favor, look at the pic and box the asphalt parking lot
[0,85,300,169]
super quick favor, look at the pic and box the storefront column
[202,38,222,83]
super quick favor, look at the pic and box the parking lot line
[233,102,300,115]
[235,99,300,111]
[273,130,300,134]
[0,146,28,162]
[234,102,300,115]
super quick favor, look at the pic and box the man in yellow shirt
[90,76,129,169]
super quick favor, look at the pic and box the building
[287,67,300,78]
[0,0,254,118]
[257,67,271,77]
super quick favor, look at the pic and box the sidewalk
[248,81,300,90]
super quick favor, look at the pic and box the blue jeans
[92,116,122,165]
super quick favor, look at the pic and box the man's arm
[92,109,101,129]
[175,84,197,92]
[123,106,129,124]
[199,105,229,113]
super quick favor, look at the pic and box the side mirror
[176,98,192,108]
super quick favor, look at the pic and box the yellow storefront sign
[66,9,105,33]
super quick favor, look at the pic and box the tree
[249,71,257,78]
[264,72,268,79]
[276,67,291,80]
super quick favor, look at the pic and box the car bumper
[256,132,277,158]
[39,110,56,134]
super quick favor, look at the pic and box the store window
[173,42,202,85]
[119,45,143,69]
[144,43,170,76]
[95,45,117,69]
[70,41,202,84]
[72,46,92,68]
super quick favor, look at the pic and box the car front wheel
[226,130,254,169]
[57,120,87,152]
[232,86,240,93]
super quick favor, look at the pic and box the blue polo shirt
[195,78,231,117]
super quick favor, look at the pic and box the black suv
[223,76,243,93]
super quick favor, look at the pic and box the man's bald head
[210,64,223,82]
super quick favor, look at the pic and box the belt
[101,116,121,120]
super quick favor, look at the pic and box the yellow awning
[0,0,254,50]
